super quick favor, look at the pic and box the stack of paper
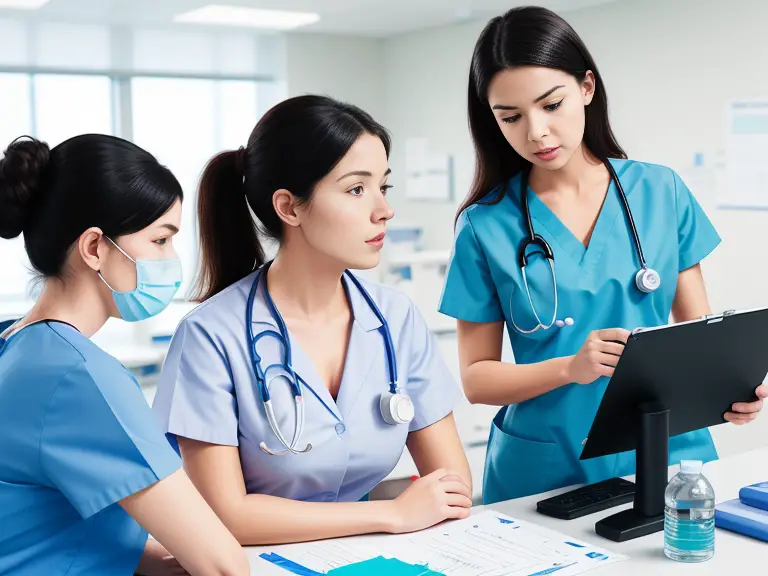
[260,510,627,576]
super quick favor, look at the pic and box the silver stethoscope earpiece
[247,262,413,457]
[511,161,660,335]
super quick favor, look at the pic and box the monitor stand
[595,401,669,542]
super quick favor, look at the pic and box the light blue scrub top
[153,271,462,503]
[439,159,721,504]
[0,321,181,575]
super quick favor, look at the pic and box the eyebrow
[491,85,565,111]
[336,168,392,182]
[159,224,179,233]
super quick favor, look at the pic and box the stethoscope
[511,160,660,335]
[247,262,415,456]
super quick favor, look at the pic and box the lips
[367,233,386,243]
[535,147,559,155]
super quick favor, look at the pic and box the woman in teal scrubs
[0,135,247,575]
[439,6,767,504]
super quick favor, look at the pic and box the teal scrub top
[0,321,181,575]
[439,159,721,504]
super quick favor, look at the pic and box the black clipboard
[581,307,768,461]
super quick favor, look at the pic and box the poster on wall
[722,100,768,209]
[404,137,454,201]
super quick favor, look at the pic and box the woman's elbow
[225,513,274,546]
[461,377,484,405]
[230,525,268,546]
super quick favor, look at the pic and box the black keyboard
[536,477,636,520]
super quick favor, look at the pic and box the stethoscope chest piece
[635,267,661,294]
[380,391,415,425]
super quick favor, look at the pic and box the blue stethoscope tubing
[246,262,408,456]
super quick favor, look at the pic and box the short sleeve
[438,208,504,323]
[404,301,464,432]
[673,169,721,271]
[40,364,181,519]
[152,318,239,449]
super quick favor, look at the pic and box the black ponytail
[194,149,264,302]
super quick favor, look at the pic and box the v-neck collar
[251,270,385,423]
[525,159,626,274]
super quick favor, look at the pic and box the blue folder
[715,499,768,542]
[739,481,768,511]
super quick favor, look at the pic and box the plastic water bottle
[664,460,715,562]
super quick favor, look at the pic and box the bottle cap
[680,460,703,474]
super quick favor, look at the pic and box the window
[0,73,31,147]
[131,77,260,297]
[0,73,34,300]
[0,71,264,302]
[0,19,282,331]
[0,73,113,301]
[218,80,259,149]
[34,74,113,146]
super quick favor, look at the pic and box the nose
[372,190,395,223]
[527,111,550,143]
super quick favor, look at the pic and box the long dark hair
[0,134,182,278]
[194,94,391,302]
[460,5,626,217]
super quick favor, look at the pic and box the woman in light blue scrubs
[0,135,248,575]
[152,95,472,546]
[439,7,767,504]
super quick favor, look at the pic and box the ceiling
[0,0,621,37]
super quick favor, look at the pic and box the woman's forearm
[223,493,399,545]
[462,356,573,405]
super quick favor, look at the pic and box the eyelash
[502,99,563,124]
[349,185,393,196]
[154,238,168,246]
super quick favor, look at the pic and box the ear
[272,189,302,228]
[582,70,596,106]
[77,227,105,272]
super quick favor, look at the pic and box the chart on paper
[259,511,627,576]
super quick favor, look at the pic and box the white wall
[564,0,768,319]
[286,33,385,123]
[284,0,768,458]
[377,0,768,308]
[382,20,485,249]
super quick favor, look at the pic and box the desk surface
[246,446,768,574]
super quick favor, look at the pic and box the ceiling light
[174,5,320,30]
[0,0,50,9]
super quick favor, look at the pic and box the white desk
[246,447,768,574]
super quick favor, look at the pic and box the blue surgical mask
[98,237,182,322]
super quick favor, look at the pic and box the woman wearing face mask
[439,6,767,505]
[0,135,249,576]
[152,95,472,545]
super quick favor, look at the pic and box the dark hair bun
[0,136,51,239]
